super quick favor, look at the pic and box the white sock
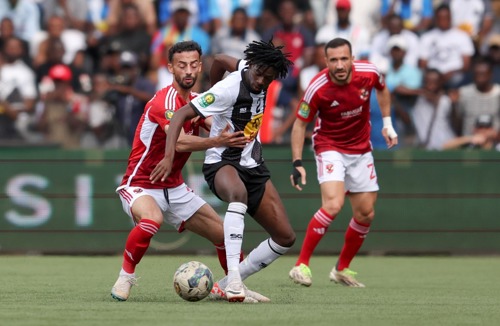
[119,268,135,277]
[239,238,291,280]
[224,202,247,283]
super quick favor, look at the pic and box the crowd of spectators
[1,0,499,151]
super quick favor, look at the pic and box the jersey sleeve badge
[198,93,215,108]
[165,109,174,120]
[298,101,311,119]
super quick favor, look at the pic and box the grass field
[1,255,499,326]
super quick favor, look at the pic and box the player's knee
[322,201,343,216]
[274,230,296,248]
[354,210,375,225]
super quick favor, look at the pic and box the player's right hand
[290,160,306,191]
[150,157,172,184]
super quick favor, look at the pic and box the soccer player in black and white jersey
[151,40,296,302]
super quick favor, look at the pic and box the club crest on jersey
[198,93,215,107]
[298,102,310,118]
[359,88,369,101]
[165,109,174,120]
[326,164,334,174]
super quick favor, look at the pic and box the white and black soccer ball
[173,261,214,302]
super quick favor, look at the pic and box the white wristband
[382,117,393,128]
[382,117,398,139]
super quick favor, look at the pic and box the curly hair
[243,40,293,79]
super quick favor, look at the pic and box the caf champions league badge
[165,109,174,120]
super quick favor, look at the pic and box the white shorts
[116,183,206,231]
[315,151,379,193]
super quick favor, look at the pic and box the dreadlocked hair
[243,40,293,79]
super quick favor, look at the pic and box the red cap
[48,64,72,81]
[336,0,351,9]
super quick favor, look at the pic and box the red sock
[215,243,244,275]
[296,208,335,266]
[337,218,370,271]
[122,219,160,273]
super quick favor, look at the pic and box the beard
[177,76,197,90]
[331,68,352,84]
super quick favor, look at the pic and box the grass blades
[1,255,499,326]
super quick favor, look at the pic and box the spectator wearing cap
[443,114,499,150]
[384,34,423,147]
[370,13,420,69]
[36,38,90,95]
[37,64,90,149]
[0,36,37,141]
[418,4,475,89]
[315,0,371,59]
[106,51,155,146]
[451,57,500,137]
[150,0,210,88]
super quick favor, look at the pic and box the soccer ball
[173,261,214,302]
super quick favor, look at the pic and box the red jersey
[120,85,201,189]
[296,61,385,155]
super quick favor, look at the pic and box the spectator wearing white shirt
[370,14,420,70]
[211,7,261,59]
[0,0,41,43]
[0,36,37,141]
[446,0,494,45]
[412,68,456,150]
[418,4,475,89]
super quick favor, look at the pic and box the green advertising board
[1,147,499,254]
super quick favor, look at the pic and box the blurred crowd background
[0,0,499,151]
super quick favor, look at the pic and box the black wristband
[293,159,303,167]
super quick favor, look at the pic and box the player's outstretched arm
[150,103,198,183]
[376,87,398,148]
[175,123,249,152]
[290,118,308,191]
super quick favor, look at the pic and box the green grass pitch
[1,255,499,326]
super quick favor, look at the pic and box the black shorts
[202,161,271,216]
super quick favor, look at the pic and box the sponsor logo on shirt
[341,106,362,118]
[165,109,174,120]
[198,93,215,107]
[298,101,310,118]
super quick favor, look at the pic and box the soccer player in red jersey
[288,38,398,287]
[110,41,258,302]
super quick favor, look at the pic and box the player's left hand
[382,126,398,149]
[217,124,249,148]
[150,157,172,184]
